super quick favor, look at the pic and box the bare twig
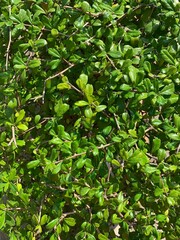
[113,113,120,130]
[8,126,17,147]
[5,5,12,70]
[55,142,114,164]
[106,54,117,70]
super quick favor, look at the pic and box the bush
[0,0,180,239]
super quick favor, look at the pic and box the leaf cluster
[0,0,180,239]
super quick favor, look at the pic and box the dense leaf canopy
[0,0,180,239]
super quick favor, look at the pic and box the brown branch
[55,142,114,164]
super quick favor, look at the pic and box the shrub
[0,0,180,239]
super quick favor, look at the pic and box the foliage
[0,0,180,239]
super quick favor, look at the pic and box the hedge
[0,0,180,239]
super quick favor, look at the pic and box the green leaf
[64,217,76,227]
[98,233,108,240]
[144,165,159,175]
[174,114,180,130]
[128,66,138,83]
[46,218,59,230]
[76,74,88,90]
[152,138,161,153]
[40,215,48,225]
[84,107,93,118]
[96,135,107,144]
[128,150,149,166]
[48,48,61,58]
[57,83,71,90]
[161,49,175,65]
[103,126,112,135]
[17,124,28,131]
[154,187,163,197]
[112,136,121,142]
[134,193,142,202]
[80,187,90,196]
[28,59,41,68]
[8,98,17,108]
[108,51,121,58]
[160,83,174,95]
[51,29,59,37]
[111,159,120,167]
[143,61,151,73]
[95,105,107,112]
[27,160,40,169]
[14,64,26,69]
[54,100,69,117]
[156,214,166,222]
[35,39,47,48]
[168,94,179,104]
[0,212,5,229]
[15,109,25,123]
[168,133,180,141]
[120,84,132,91]
[75,100,89,107]
[49,59,61,70]
[81,1,91,12]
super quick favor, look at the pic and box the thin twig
[42,64,75,104]
[38,196,46,224]
[106,54,117,70]
[113,113,120,130]
[5,5,12,70]
[60,211,76,222]
[8,126,17,147]
[55,142,114,163]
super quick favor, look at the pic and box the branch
[55,142,114,163]
[8,126,17,147]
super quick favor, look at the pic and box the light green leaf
[64,217,76,227]
[46,218,59,230]
[54,100,69,117]
[160,83,174,95]
[161,49,175,65]
[35,39,47,48]
[27,160,40,169]
[112,159,120,167]
[76,74,88,90]
[98,233,108,240]
[48,48,61,58]
[128,65,138,83]
[16,140,25,146]
[154,187,163,197]
[17,124,28,131]
[75,100,89,107]
[128,150,149,166]
[57,83,71,90]
[28,59,41,68]
[143,61,151,73]
[95,105,107,112]
[15,109,25,123]
[96,135,107,144]
[84,107,93,118]
[108,51,121,58]
[40,215,48,225]
[0,211,6,229]
[80,187,90,196]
